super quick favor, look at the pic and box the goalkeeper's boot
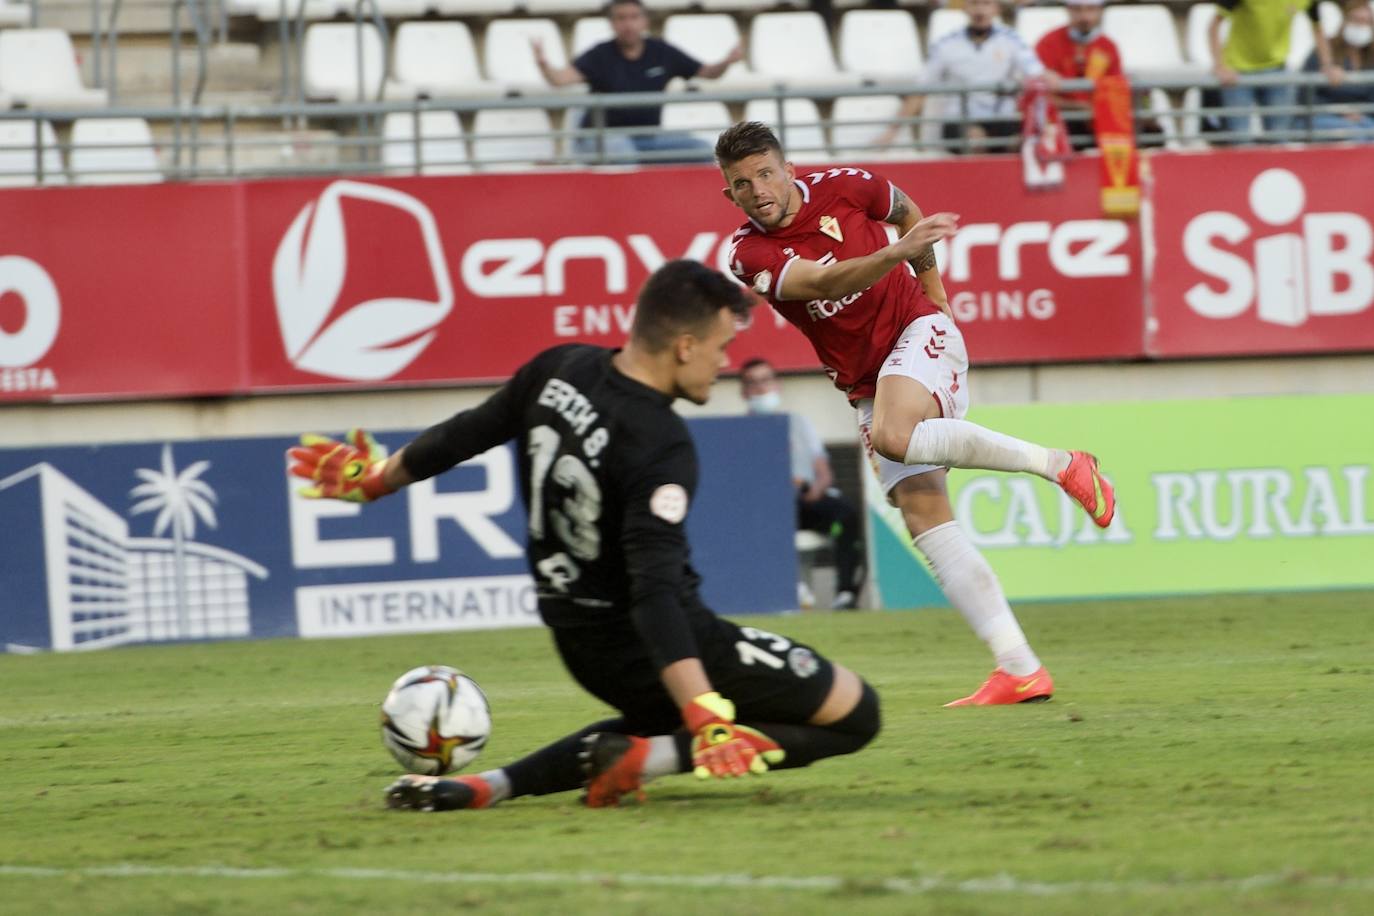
[1058,451,1115,529]
[944,666,1054,707]
[384,774,492,811]
[580,732,650,808]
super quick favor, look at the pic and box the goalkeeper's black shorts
[551,613,837,736]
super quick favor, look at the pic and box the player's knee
[871,422,915,464]
[830,680,881,749]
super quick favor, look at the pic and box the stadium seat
[483,19,569,92]
[392,22,504,99]
[663,14,767,88]
[303,23,408,102]
[750,12,861,88]
[1101,5,1197,78]
[371,0,430,16]
[471,107,557,170]
[838,10,924,81]
[0,30,108,108]
[69,118,161,185]
[523,0,605,12]
[238,0,343,22]
[0,1,32,26]
[0,119,65,187]
[1287,4,1344,70]
[744,97,828,162]
[926,9,973,46]
[381,111,471,175]
[698,0,776,10]
[1014,6,1069,50]
[434,0,517,13]
[831,94,916,160]
[1186,3,1221,67]
[660,100,732,146]
[570,16,612,57]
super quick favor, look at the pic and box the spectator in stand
[532,0,742,163]
[1034,0,1124,148]
[740,358,865,612]
[1209,0,1339,140]
[876,0,1055,153]
[1303,0,1374,141]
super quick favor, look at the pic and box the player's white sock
[913,520,1041,677]
[642,735,682,780]
[478,769,512,804]
[904,418,1070,480]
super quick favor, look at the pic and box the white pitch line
[1,865,1373,896]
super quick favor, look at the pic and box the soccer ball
[379,665,491,775]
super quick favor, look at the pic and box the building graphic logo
[0,446,267,652]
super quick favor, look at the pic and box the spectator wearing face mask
[740,358,866,611]
[1303,0,1374,141]
[1034,0,1124,147]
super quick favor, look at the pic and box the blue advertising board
[0,416,796,652]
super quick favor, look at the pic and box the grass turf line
[1,591,1372,915]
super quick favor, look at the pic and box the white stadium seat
[660,100,732,145]
[663,14,767,88]
[483,18,567,92]
[523,0,605,13]
[744,97,828,163]
[570,16,613,58]
[69,118,161,185]
[1014,6,1069,51]
[0,119,66,187]
[303,23,408,101]
[471,107,557,170]
[382,111,471,176]
[831,95,914,160]
[0,29,108,108]
[1186,3,1221,67]
[750,12,860,88]
[434,0,516,13]
[236,0,342,22]
[1287,3,1344,70]
[698,0,775,10]
[392,22,504,99]
[926,9,973,46]
[1102,5,1193,77]
[838,10,923,81]
[0,2,31,26]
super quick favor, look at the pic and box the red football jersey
[1035,28,1123,105]
[728,167,940,401]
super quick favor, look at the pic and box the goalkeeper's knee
[828,680,881,750]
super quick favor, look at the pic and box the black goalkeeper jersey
[401,344,712,667]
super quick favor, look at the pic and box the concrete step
[88,41,267,98]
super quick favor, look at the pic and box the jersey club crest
[819,215,843,243]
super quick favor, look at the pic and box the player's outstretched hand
[683,692,786,779]
[287,428,393,503]
[896,212,960,256]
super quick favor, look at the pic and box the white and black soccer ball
[380,665,491,775]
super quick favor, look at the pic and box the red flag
[1019,77,1071,191]
[1093,74,1140,218]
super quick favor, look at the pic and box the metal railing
[1,70,1372,184]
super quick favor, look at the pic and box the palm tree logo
[129,444,218,638]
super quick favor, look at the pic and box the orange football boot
[1058,451,1115,528]
[581,733,650,808]
[944,666,1055,707]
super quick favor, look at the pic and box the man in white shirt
[878,0,1053,153]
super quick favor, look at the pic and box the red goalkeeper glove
[287,429,393,503]
[682,692,785,779]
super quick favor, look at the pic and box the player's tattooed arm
[886,185,952,315]
[886,188,913,225]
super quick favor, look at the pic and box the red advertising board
[1147,147,1374,358]
[0,184,246,403]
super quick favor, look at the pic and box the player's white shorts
[856,312,970,498]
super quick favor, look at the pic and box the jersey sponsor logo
[0,256,61,393]
[649,483,688,524]
[272,181,454,381]
[1181,168,1373,327]
[819,215,844,243]
[806,287,866,321]
[752,270,772,295]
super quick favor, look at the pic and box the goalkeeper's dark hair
[715,121,784,168]
[632,260,752,353]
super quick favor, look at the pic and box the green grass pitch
[3,592,1373,915]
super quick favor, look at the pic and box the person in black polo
[533,0,742,163]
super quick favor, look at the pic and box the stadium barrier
[865,393,1374,607]
[3,144,1371,404]
[0,416,796,652]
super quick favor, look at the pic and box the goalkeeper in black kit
[288,260,881,810]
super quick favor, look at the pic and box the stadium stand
[0,118,65,186]
[483,17,569,92]
[381,110,470,175]
[1101,4,1199,79]
[470,106,558,170]
[570,15,612,56]
[663,14,765,88]
[0,29,107,108]
[69,117,162,184]
[660,99,733,146]
[743,96,828,161]
[302,23,399,101]
[391,22,504,100]
[1013,6,1070,51]
[837,9,924,82]
[749,11,860,88]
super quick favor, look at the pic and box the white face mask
[746,391,782,413]
[1069,26,1102,44]
[1343,22,1373,48]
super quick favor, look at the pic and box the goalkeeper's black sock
[502,717,627,798]
[739,679,882,770]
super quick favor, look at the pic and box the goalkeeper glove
[287,428,393,502]
[682,691,785,780]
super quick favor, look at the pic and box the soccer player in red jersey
[715,122,1115,706]
[1035,0,1124,147]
